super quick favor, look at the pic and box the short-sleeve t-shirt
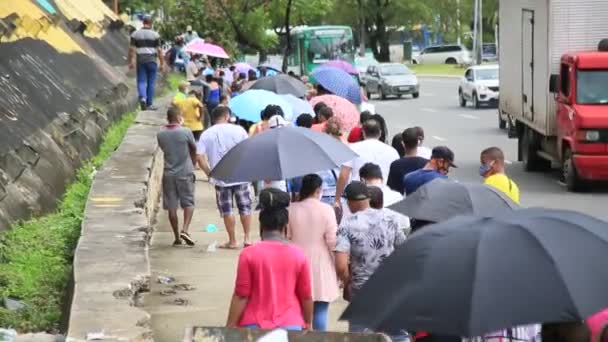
[484,173,520,204]
[173,97,203,132]
[157,125,195,177]
[197,123,249,187]
[387,156,429,194]
[335,208,406,293]
[234,241,312,329]
[130,28,160,64]
[343,139,400,184]
[186,60,199,81]
[403,169,447,195]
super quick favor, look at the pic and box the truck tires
[563,148,586,192]
[521,128,550,171]
[498,110,507,129]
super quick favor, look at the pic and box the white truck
[499,0,608,191]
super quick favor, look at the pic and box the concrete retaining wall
[0,0,133,231]
[66,105,167,342]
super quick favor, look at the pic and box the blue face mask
[479,163,493,177]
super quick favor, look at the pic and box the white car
[458,65,499,109]
[418,44,472,65]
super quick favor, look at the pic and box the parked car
[458,64,499,109]
[365,63,419,100]
[418,44,472,65]
[355,55,379,86]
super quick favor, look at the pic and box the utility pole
[473,0,478,63]
[456,0,461,45]
[113,0,118,15]
[478,0,483,64]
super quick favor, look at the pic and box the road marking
[505,160,513,165]
[432,135,447,142]
[458,114,479,120]
[421,107,438,113]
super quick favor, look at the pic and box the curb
[417,74,462,79]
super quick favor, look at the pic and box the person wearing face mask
[403,146,457,195]
[287,174,340,332]
[480,147,520,204]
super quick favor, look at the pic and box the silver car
[365,63,420,100]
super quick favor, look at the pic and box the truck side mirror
[549,74,559,93]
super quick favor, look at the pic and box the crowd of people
[132,15,607,342]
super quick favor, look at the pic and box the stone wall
[0,0,133,230]
[66,106,167,342]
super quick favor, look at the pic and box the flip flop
[218,242,239,250]
[243,242,253,248]
[180,232,196,246]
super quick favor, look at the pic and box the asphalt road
[372,77,608,220]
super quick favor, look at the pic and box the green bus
[286,25,356,76]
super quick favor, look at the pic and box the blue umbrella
[280,94,314,120]
[311,65,362,104]
[229,89,294,122]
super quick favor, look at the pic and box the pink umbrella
[323,60,359,75]
[234,62,255,74]
[185,40,229,59]
[310,95,360,133]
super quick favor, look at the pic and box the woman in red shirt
[226,188,314,331]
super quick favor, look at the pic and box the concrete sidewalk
[143,171,348,342]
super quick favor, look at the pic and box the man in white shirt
[197,106,252,249]
[334,119,399,207]
[359,163,403,206]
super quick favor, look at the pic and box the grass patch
[0,111,137,332]
[166,72,185,92]
[409,63,466,77]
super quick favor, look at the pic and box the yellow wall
[0,0,118,53]
[0,1,84,53]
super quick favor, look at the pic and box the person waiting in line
[371,113,389,143]
[172,88,205,141]
[295,113,314,128]
[156,107,197,246]
[387,128,430,194]
[347,111,373,143]
[311,106,333,132]
[391,133,406,158]
[403,146,456,196]
[173,81,189,102]
[226,188,313,331]
[288,175,340,332]
[479,147,520,204]
[204,74,221,113]
[414,126,432,159]
[313,102,328,124]
[335,182,407,341]
[359,163,403,207]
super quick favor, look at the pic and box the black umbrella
[341,208,608,337]
[249,74,308,98]
[210,126,357,182]
[388,178,518,222]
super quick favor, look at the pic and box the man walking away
[334,119,399,206]
[480,147,520,204]
[387,127,429,194]
[198,106,252,249]
[334,182,407,341]
[403,146,456,195]
[129,15,164,111]
[157,107,198,246]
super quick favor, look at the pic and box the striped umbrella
[311,66,362,104]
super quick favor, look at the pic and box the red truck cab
[550,51,608,190]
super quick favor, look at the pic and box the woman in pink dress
[288,174,340,331]
[226,188,313,331]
